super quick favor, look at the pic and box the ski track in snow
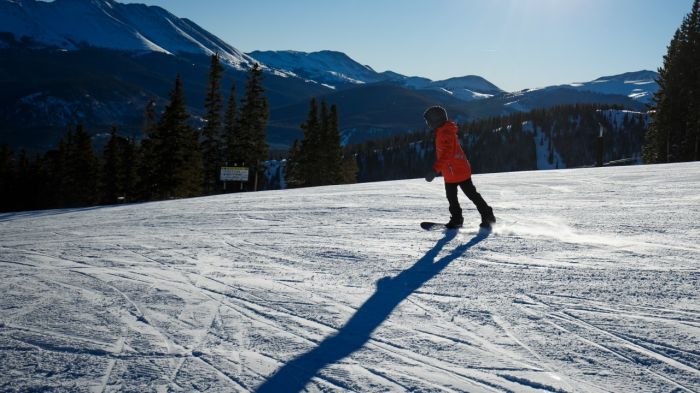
[1,162,699,392]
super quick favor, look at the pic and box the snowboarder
[423,106,496,229]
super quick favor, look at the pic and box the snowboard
[420,221,492,231]
[420,221,447,230]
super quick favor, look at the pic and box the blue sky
[121,0,693,92]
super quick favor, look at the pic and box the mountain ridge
[0,0,257,68]
[248,49,506,101]
[0,0,659,102]
[0,0,658,152]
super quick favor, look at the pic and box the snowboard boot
[445,216,464,229]
[480,207,496,228]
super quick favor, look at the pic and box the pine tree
[73,125,100,206]
[323,104,343,184]
[201,53,225,194]
[55,127,74,206]
[143,98,158,137]
[102,127,140,204]
[318,100,330,184]
[14,150,33,210]
[285,98,344,187]
[224,82,240,165]
[147,75,202,199]
[237,63,269,189]
[55,125,99,207]
[679,0,700,161]
[645,0,700,163]
[687,0,700,160]
[102,126,124,204]
[0,145,15,211]
[284,140,303,188]
[340,153,358,184]
[122,136,140,202]
[646,29,684,163]
[298,98,321,186]
[138,99,159,200]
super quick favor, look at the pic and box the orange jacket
[433,121,472,183]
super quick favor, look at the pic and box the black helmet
[423,106,448,130]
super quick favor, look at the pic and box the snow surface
[1,163,699,392]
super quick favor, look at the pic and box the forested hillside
[345,105,648,182]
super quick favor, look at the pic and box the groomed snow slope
[1,163,699,393]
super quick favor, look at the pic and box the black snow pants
[444,178,493,220]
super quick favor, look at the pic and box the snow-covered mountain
[0,0,658,105]
[0,0,256,68]
[0,0,659,152]
[565,70,659,103]
[0,0,659,103]
[249,50,384,87]
[1,162,699,392]
[477,71,658,116]
[247,49,657,106]
[429,75,504,100]
[249,50,505,101]
[508,70,659,106]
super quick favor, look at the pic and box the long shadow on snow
[256,228,490,392]
[0,205,111,222]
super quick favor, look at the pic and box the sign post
[220,166,249,191]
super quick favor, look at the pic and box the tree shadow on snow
[255,228,490,392]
